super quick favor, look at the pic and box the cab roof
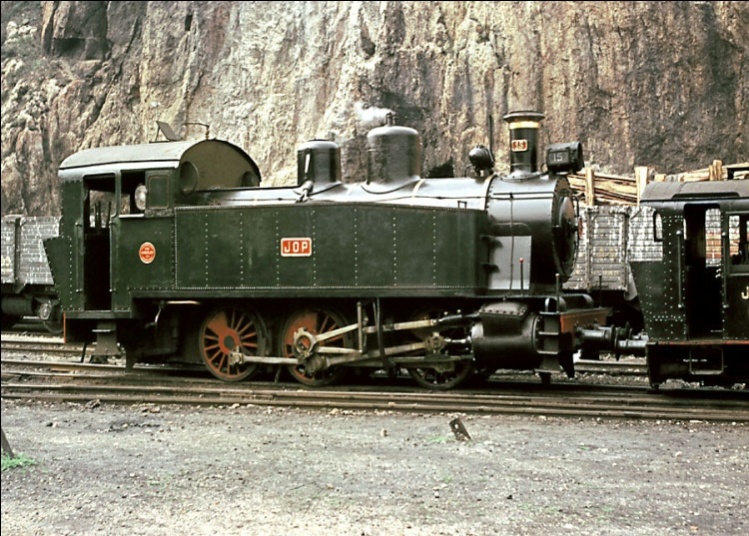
[59,139,257,171]
[58,139,262,188]
[641,180,748,202]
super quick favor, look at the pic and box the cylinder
[296,140,342,186]
[470,302,543,369]
[503,111,545,176]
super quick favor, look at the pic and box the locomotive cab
[44,139,262,356]
[628,180,749,386]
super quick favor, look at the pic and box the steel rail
[2,376,747,422]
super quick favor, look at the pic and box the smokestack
[503,111,545,177]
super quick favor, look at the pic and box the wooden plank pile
[568,160,749,206]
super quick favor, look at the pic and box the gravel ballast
[1,399,747,535]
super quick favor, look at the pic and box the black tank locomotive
[629,180,749,387]
[44,111,607,388]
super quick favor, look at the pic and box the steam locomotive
[627,180,749,387]
[42,111,609,389]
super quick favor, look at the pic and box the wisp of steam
[354,102,395,129]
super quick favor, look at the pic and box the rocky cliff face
[2,1,747,216]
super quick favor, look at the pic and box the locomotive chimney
[503,111,545,178]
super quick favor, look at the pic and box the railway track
[0,332,650,374]
[2,358,747,423]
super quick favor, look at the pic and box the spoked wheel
[279,307,353,387]
[405,309,474,391]
[407,361,474,390]
[199,305,268,381]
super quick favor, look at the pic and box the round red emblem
[139,242,156,264]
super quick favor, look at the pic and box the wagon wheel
[43,319,64,335]
[405,309,474,391]
[199,305,268,381]
[279,307,353,387]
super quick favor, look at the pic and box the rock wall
[2,1,747,216]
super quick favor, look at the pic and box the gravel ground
[1,397,747,536]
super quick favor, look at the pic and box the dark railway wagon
[44,112,609,388]
[1,215,62,333]
[564,205,643,336]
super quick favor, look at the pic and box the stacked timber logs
[568,160,749,206]
[567,169,642,205]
